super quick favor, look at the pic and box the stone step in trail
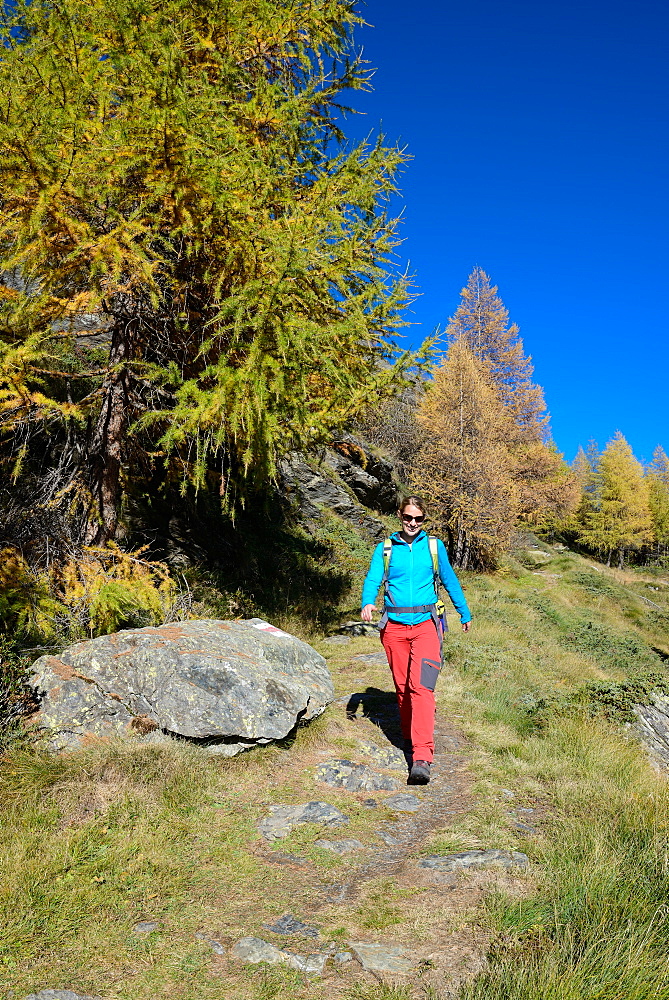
[327,716,477,899]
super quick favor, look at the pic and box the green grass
[355,880,406,930]
[0,733,342,998]
[3,537,669,999]
[438,553,669,1000]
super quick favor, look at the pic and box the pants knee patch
[420,658,440,691]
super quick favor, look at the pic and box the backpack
[379,535,447,636]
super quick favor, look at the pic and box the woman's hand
[361,604,377,623]
[461,620,471,633]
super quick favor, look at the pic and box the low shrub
[0,635,35,753]
[0,544,179,645]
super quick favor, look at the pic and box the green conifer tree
[0,0,418,545]
[566,441,599,535]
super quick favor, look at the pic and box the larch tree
[647,445,669,560]
[446,267,577,522]
[565,442,599,535]
[414,338,519,569]
[513,438,581,530]
[0,0,418,551]
[447,266,547,439]
[572,444,598,492]
[577,432,652,567]
[414,269,577,566]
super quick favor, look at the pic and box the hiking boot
[408,760,431,785]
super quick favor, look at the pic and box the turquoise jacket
[361,531,471,626]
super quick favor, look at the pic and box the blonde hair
[398,496,427,516]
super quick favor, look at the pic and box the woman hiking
[361,496,471,784]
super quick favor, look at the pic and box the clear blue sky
[345,0,668,465]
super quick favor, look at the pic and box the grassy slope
[2,539,669,998]
[448,548,669,999]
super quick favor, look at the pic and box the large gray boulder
[30,618,333,754]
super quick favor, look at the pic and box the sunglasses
[401,514,425,524]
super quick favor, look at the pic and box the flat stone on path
[316,760,398,792]
[419,849,529,872]
[231,936,287,966]
[132,921,159,933]
[258,801,349,840]
[376,830,402,846]
[350,941,416,974]
[513,820,538,834]
[263,914,319,937]
[230,937,326,975]
[314,838,364,854]
[287,953,327,975]
[358,740,407,770]
[351,652,388,666]
[25,993,102,1000]
[385,793,421,812]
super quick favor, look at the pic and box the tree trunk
[454,523,466,568]
[445,523,456,563]
[83,323,131,545]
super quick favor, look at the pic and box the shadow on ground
[345,686,408,754]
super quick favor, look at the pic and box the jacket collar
[391,529,426,545]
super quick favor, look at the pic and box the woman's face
[398,503,425,540]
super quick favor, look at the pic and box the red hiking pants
[380,619,441,763]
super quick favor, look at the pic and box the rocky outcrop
[278,434,400,539]
[633,696,669,769]
[279,453,386,539]
[30,618,333,754]
[325,436,398,513]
